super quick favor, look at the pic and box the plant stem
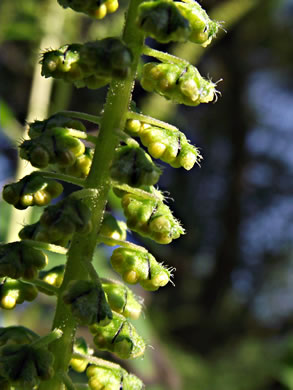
[127,110,179,132]
[71,352,121,370]
[57,110,101,125]
[112,182,164,200]
[40,0,145,388]
[143,45,189,67]
[22,239,68,255]
[37,171,85,187]
[31,328,63,349]
[98,235,148,253]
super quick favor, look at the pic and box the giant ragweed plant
[1,0,221,388]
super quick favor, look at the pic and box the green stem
[98,235,148,253]
[28,279,59,295]
[112,182,164,201]
[71,352,121,370]
[115,128,140,147]
[57,110,102,125]
[60,373,77,390]
[37,171,85,187]
[22,239,68,255]
[143,45,189,67]
[40,0,145,388]
[127,110,179,132]
[31,329,63,349]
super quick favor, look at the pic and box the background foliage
[1,0,293,389]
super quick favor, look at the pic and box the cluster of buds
[126,119,202,170]
[59,147,94,178]
[2,174,63,209]
[19,197,92,247]
[0,278,38,310]
[137,0,219,46]
[111,247,172,291]
[87,364,144,390]
[99,212,128,244]
[0,242,47,280]
[120,190,184,244]
[141,62,217,106]
[90,312,145,359]
[0,326,55,389]
[57,0,119,20]
[111,145,162,187]
[41,38,133,88]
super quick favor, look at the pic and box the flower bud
[70,337,93,373]
[0,242,47,280]
[28,113,86,139]
[100,212,127,244]
[102,281,143,319]
[38,265,65,295]
[59,147,94,178]
[63,280,112,326]
[121,193,184,244]
[2,174,63,210]
[0,278,38,309]
[87,365,144,390]
[0,326,39,347]
[111,247,171,291]
[137,0,191,43]
[19,221,71,247]
[0,344,54,387]
[57,0,119,19]
[90,312,145,359]
[175,1,219,47]
[111,146,162,187]
[141,62,217,106]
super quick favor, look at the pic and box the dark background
[1,0,293,389]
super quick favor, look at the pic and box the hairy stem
[39,1,145,388]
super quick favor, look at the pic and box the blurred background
[1,0,293,389]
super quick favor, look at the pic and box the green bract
[90,312,145,359]
[102,281,143,319]
[2,174,63,209]
[137,0,191,43]
[0,344,54,388]
[63,280,113,326]
[111,247,172,290]
[87,365,144,390]
[111,145,162,187]
[0,242,47,280]
[39,197,92,243]
[0,326,39,347]
[41,39,133,88]
[121,191,184,244]
[141,62,217,106]
[0,278,38,309]
[19,127,85,169]
[175,1,220,47]
[57,0,119,19]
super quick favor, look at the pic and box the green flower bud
[175,1,220,47]
[0,326,39,347]
[100,212,127,244]
[38,265,65,295]
[90,312,145,359]
[80,39,133,80]
[0,344,54,387]
[2,174,63,210]
[28,113,86,139]
[0,278,38,309]
[140,62,217,106]
[111,146,162,187]
[59,147,93,179]
[121,193,184,244]
[137,0,191,43]
[19,221,71,247]
[40,197,92,243]
[87,365,144,390]
[63,280,112,326]
[19,128,85,169]
[70,337,93,373]
[0,242,48,280]
[111,247,172,291]
[102,281,143,319]
[57,0,119,20]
